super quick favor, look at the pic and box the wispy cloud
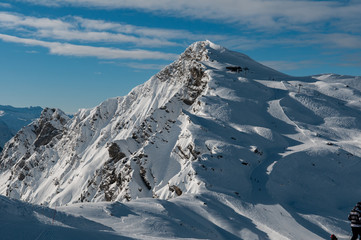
[260,60,317,72]
[1,3,360,69]
[337,52,361,67]
[0,12,181,47]
[274,33,361,50]
[222,32,361,51]
[0,12,70,30]
[0,3,12,8]
[17,0,361,33]
[74,17,202,41]
[37,29,178,47]
[3,9,360,55]
[314,33,361,49]
[0,11,231,48]
[0,33,178,60]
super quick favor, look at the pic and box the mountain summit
[1,41,361,239]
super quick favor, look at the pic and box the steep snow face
[0,105,42,150]
[1,41,361,238]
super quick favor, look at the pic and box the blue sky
[1,0,361,113]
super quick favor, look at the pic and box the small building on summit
[226,66,242,73]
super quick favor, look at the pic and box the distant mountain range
[0,105,42,151]
[1,41,360,239]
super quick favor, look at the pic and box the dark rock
[34,122,59,148]
[140,166,151,190]
[108,142,126,161]
[18,172,25,181]
[169,185,182,196]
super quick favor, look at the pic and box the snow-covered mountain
[0,105,42,151]
[1,41,361,239]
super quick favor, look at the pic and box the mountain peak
[179,40,225,62]
[190,40,222,50]
[37,108,69,128]
[178,40,211,62]
[180,40,288,80]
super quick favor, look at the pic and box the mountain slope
[1,41,361,239]
[0,105,42,151]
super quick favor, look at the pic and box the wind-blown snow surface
[0,105,42,151]
[1,41,361,239]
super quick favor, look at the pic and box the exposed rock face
[169,185,182,196]
[33,109,67,148]
[108,142,126,161]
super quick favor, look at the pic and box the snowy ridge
[1,41,361,239]
[0,105,42,150]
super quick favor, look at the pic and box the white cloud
[74,17,202,40]
[0,12,70,30]
[36,29,178,47]
[0,12,219,47]
[0,33,178,60]
[316,33,361,49]
[0,12,176,46]
[222,32,361,51]
[17,0,361,32]
[1,3,360,67]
